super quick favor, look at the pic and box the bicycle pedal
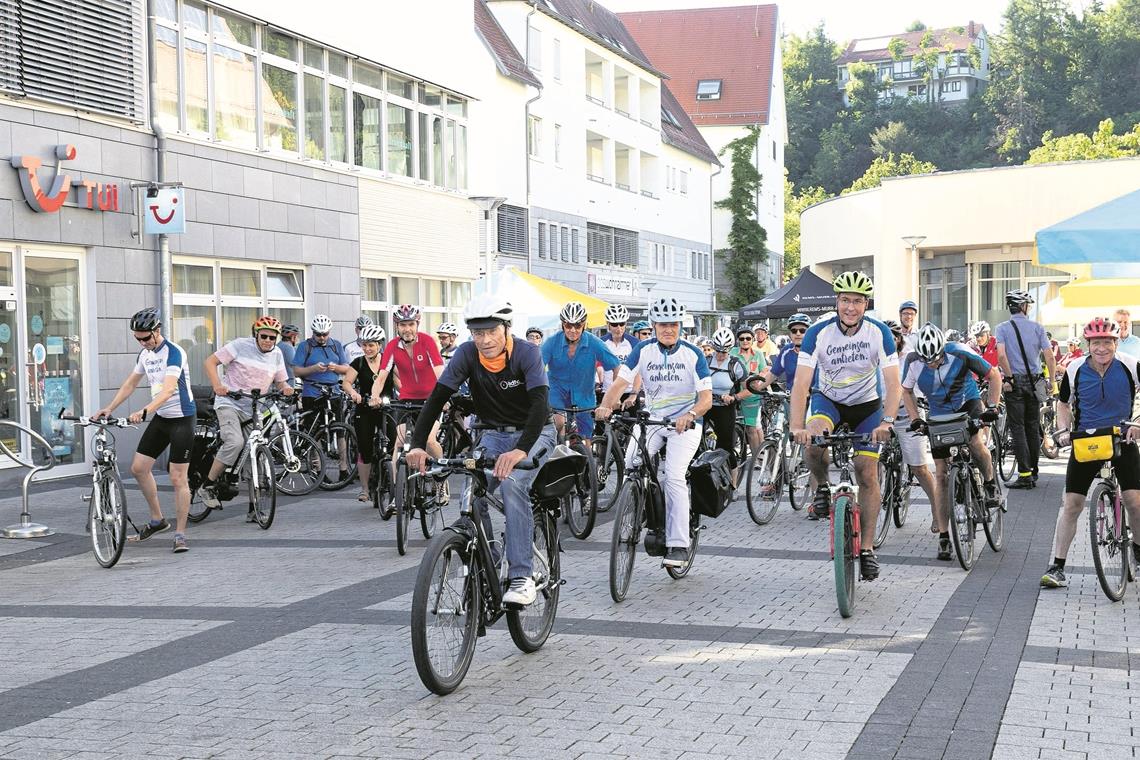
[81,494,92,502]
[502,601,524,612]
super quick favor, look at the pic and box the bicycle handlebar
[58,408,137,428]
[553,405,598,415]
[409,449,546,480]
[810,430,872,447]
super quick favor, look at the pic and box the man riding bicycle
[706,327,749,470]
[344,315,374,363]
[436,322,459,365]
[1041,317,1140,588]
[293,314,352,481]
[595,297,712,568]
[748,313,813,496]
[96,307,196,552]
[543,301,621,438]
[525,326,544,346]
[406,293,556,607]
[202,316,295,514]
[903,323,1003,560]
[790,272,900,581]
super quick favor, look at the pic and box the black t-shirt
[349,355,394,401]
[437,338,548,427]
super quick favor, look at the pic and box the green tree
[1026,118,1140,162]
[783,25,843,189]
[842,153,938,194]
[784,178,831,280]
[870,120,921,158]
[887,37,908,60]
[715,127,768,310]
[906,20,927,32]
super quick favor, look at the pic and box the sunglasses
[257,333,278,341]
[133,332,155,343]
[790,328,806,335]
[313,332,329,338]
[738,337,753,342]
[608,322,626,328]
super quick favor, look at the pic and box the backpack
[688,448,733,518]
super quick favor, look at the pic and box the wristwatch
[882,416,896,425]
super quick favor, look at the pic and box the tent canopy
[473,266,609,331]
[1036,187,1140,265]
[740,268,835,321]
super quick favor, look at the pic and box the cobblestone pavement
[0,456,1136,760]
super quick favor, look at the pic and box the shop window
[267,269,304,299]
[361,276,388,303]
[174,263,214,295]
[388,103,414,176]
[262,64,298,152]
[221,267,261,297]
[353,92,382,171]
[393,277,419,304]
[303,73,326,160]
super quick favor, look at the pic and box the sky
[603,0,1092,43]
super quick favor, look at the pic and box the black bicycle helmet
[130,307,161,332]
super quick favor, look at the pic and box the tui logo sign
[9,144,121,213]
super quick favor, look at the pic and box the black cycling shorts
[136,415,195,464]
[1065,442,1140,496]
[930,399,984,460]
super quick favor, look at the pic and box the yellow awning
[1059,278,1140,310]
[513,269,610,328]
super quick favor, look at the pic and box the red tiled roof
[474,0,542,88]
[837,23,985,65]
[619,5,778,127]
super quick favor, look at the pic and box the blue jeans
[550,386,595,437]
[471,425,557,579]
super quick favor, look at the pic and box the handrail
[0,420,57,538]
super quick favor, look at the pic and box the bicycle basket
[689,448,733,518]
[530,444,586,501]
[927,413,970,449]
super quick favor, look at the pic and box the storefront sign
[9,144,121,213]
[144,187,186,235]
[588,270,637,297]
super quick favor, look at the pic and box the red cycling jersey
[379,332,444,400]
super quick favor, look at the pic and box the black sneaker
[1009,475,1035,490]
[662,547,688,567]
[808,486,831,521]
[937,537,952,561]
[984,481,1002,512]
[1041,564,1067,588]
[859,549,880,581]
[137,519,170,542]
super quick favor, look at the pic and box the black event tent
[739,268,836,321]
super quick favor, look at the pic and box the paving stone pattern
[0,458,1135,759]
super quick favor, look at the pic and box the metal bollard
[0,420,57,539]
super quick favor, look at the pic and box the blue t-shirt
[278,341,296,382]
[994,313,1049,375]
[708,353,746,405]
[902,343,992,416]
[541,331,621,407]
[293,337,348,397]
[1059,355,1140,430]
[769,343,800,389]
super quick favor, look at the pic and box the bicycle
[553,406,600,540]
[873,429,912,549]
[920,413,1004,571]
[410,448,573,695]
[299,382,358,491]
[1087,421,1139,601]
[993,402,1018,484]
[187,389,278,529]
[608,410,702,602]
[745,390,803,524]
[59,410,139,568]
[264,393,326,496]
[592,391,638,513]
[1040,395,1061,460]
[392,401,446,555]
[811,428,871,618]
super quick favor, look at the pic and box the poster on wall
[41,376,73,457]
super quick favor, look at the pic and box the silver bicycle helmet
[560,301,588,324]
[310,314,333,333]
[648,296,685,323]
[916,322,946,362]
[604,304,629,323]
[711,327,735,352]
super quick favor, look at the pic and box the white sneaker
[502,576,536,607]
[200,486,221,509]
[435,479,450,506]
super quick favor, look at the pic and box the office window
[571,228,579,263]
[679,170,688,195]
[387,103,414,176]
[554,124,562,164]
[561,226,570,262]
[553,39,562,81]
[528,116,542,157]
[538,222,547,259]
[353,92,382,170]
[528,25,542,70]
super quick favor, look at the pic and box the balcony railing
[586,173,609,184]
[615,181,632,192]
[640,189,658,199]
[615,106,631,119]
[585,93,605,106]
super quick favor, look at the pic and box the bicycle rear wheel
[894,472,912,528]
[608,479,642,602]
[565,441,598,540]
[249,447,276,529]
[410,530,480,695]
[833,495,857,618]
[315,423,359,491]
[665,514,700,579]
[507,510,561,652]
[745,442,781,525]
[983,478,1005,552]
[873,464,894,550]
[996,425,1017,484]
[395,459,411,556]
[269,430,325,496]
[1089,482,1128,601]
[787,445,811,511]
[420,477,445,539]
[594,431,624,513]
[947,472,976,571]
[90,471,127,568]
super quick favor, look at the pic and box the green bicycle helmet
[832,271,874,298]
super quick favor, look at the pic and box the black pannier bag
[187,386,218,490]
[530,444,586,502]
[689,448,733,518]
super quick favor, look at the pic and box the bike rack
[0,420,57,539]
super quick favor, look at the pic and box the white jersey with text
[619,339,711,419]
[798,315,898,406]
[132,339,195,419]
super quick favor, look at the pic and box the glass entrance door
[0,250,19,458]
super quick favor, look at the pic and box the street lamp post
[901,235,926,317]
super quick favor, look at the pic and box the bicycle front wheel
[947,473,975,571]
[269,430,326,496]
[249,447,277,529]
[507,510,561,652]
[90,471,127,568]
[420,476,445,540]
[894,472,912,528]
[787,446,811,511]
[1089,482,1128,601]
[410,530,481,695]
[833,495,857,618]
[594,432,624,513]
[983,477,1005,553]
[315,423,359,491]
[608,479,642,602]
[745,442,781,525]
[873,463,894,550]
[395,460,412,555]
[564,441,598,540]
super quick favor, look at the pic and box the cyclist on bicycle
[344,315,375,363]
[706,327,749,473]
[202,316,295,513]
[342,324,389,503]
[631,320,652,343]
[752,322,779,361]
[748,313,812,495]
[731,324,768,461]
[968,321,999,366]
[601,304,636,394]
[95,307,196,552]
[374,304,446,501]
[790,272,899,580]
[595,297,712,568]
[436,322,459,365]
[899,300,919,354]
[293,314,352,481]
[543,301,621,438]
[278,323,300,385]
[525,326,544,346]
[406,293,556,607]
[1041,317,1140,588]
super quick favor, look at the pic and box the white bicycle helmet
[969,320,990,337]
[604,304,629,323]
[463,292,513,329]
[711,327,735,352]
[393,304,421,323]
[310,314,333,333]
[355,315,374,328]
[359,324,385,343]
[436,322,458,336]
[559,301,588,324]
[1005,289,1034,307]
[916,322,946,362]
[648,296,685,323]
